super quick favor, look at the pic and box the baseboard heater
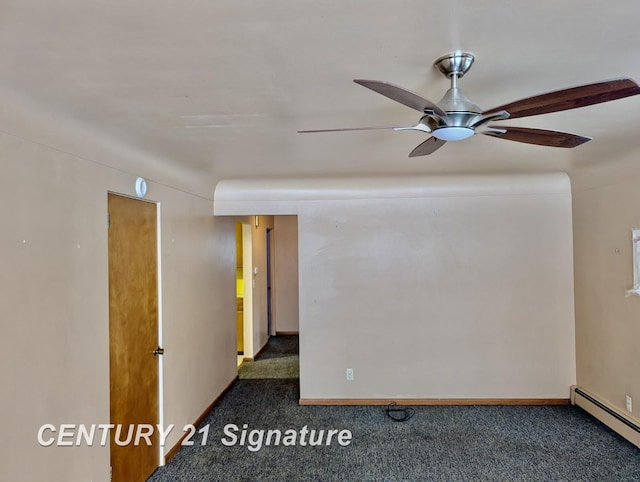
[571,385,640,448]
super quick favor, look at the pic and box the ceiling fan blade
[483,77,640,119]
[408,137,447,157]
[482,125,591,148]
[298,126,403,133]
[354,79,447,117]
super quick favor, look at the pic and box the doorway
[236,222,254,365]
[107,193,160,482]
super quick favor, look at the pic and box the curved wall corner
[213,173,571,216]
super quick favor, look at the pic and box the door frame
[266,227,276,336]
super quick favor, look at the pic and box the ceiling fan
[298,52,640,157]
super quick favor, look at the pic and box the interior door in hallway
[108,193,160,482]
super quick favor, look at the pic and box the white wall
[215,174,577,401]
[572,178,640,421]
[273,216,299,333]
[0,132,237,482]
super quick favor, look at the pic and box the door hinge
[107,212,110,229]
[153,346,165,356]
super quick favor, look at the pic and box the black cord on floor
[385,402,414,422]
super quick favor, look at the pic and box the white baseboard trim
[571,385,640,448]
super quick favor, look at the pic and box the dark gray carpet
[239,335,299,379]
[148,337,640,482]
[251,335,298,360]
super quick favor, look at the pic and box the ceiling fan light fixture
[432,126,474,141]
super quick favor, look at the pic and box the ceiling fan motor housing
[436,88,483,128]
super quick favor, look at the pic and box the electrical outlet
[626,395,633,413]
[346,368,354,381]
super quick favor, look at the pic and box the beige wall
[0,132,237,481]
[273,215,299,333]
[573,178,640,421]
[159,195,237,451]
[215,174,577,400]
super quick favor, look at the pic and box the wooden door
[108,193,159,482]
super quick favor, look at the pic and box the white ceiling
[2,0,640,190]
